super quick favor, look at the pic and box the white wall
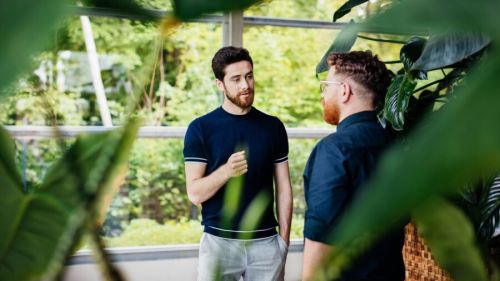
[62,241,304,281]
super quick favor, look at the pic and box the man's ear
[215,79,225,92]
[341,82,352,103]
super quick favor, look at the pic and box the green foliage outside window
[1,0,392,246]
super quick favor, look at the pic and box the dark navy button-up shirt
[303,111,404,280]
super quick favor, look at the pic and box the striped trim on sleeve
[184,157,208,163]
[273,155,288,164]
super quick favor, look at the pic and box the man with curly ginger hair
[302,51,405,281]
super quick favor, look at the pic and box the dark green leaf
[316,22,358,74]
[477,175,500,242]
[326,50,500,280]
[412,71,427,80]
[401,39,428,80]
[412,33,491,71]
[0,126,24,261]
[414,197,488,281]
[0,0,69,96]
[356,0,500,37]
[400,37,427,79]
[333,0,368,22]
[383,74,417,130]
[173,0,260,21]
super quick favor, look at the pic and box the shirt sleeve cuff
[273,155,288,164]
[304,215,333,244]
[184,157,208,163]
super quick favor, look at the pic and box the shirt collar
[337,111,378,132]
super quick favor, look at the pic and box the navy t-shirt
[184,106,288,239]
[303,111,405,281]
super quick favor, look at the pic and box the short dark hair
[327,51,392,106]
[212,46,253,81]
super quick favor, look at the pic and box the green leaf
[327,49,500,280]
[0,126,22,191]
[333,0,368,22]
[478,176,500,240]
[461,175,500,244]
[221,176,243,229]
[172,0,260,21]
[355,0,500,37]
[0,0,69,96]
[414,197,488,281]
[400,37,427,79]
[412,33,491,71]
[0,119,140,281]
[383,73,417,130]
[238,190,272,239]
[0,126,24,262]
[316,22,358,74]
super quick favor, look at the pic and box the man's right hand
[223,151,248,178]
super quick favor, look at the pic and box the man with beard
[183,46,292,281]
[302,51,405,281]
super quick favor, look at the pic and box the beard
[224,86,254,109]
[322,98,340,125]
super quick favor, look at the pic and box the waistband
[204,225,277,239]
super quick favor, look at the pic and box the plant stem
[357,34,406,44]
[383,60,402,64]
[90,223,126,281]
[413,79,444,93]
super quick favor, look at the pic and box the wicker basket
[403,222,453,281]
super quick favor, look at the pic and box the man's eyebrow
[229,74,241,79]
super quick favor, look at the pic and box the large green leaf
[382,73,417,131]
[0,0,69,96]
[0,120,140,281]
[316,22,358,74]
[414,197,487,281]
[172,0,260,21]
[0,127,25,261]
[324,49,500,280]
[412,33,491,71]
[356,0,500,36]
[333,0,368,22]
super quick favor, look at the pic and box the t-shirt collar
[219,105,254,117]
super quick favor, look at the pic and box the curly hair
[327,51,392,106]
[212,46,253,81]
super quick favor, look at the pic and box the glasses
[319,80,343,93]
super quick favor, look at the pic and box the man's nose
[240,79,249,90]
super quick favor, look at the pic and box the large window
[4,0,400,248]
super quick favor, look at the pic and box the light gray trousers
[197,233,288,281]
